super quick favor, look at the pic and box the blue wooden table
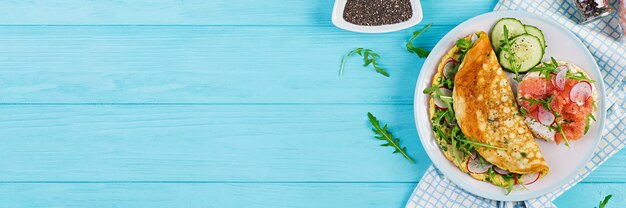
[0,0,623,207]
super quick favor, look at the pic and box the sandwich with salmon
[517,60,597,146]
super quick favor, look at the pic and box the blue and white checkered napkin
[406,0,625,207]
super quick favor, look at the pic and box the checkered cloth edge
[406,0,625,207]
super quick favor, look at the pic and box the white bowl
[413,11,605,201]
[331,0,423,33]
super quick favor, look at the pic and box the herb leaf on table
[340,48,389,77]
[367,112,414,163]
[406,23,433,58]
[595,194,612,208]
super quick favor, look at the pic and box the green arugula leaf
[528,57,559,79]
[550,57,559,69]
[505,180,514,195]
[367,112,414,163]
[520,97,549,110]
[499,26,523,82]
[406,23,433,58]
[529,58,597,84]
[456,38,471,52]
[519,107,527,116]
[566,71,596,83]
[340,48,389,77]
[454,36,473,63]
[459,138,512,151]
[596,194,612,208]
[584,113,596,134]
[423,86,439,94]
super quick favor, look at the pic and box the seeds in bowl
[343,0,412,26]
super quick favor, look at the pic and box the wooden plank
[0,105,427,181]
[0,0,497,25]
[0,182,620,207]
[554,183,624,207]
[0,105,623,182]
[0,182,417,207]
[0,25,452,103]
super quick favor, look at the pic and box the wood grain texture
[0,105,623,183]
[0,0,496,26]
[0,182,620,207]
[0,25,450,103]
[0,105,425,181]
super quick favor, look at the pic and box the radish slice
[570,81,592,106]
[537,106,555,126]
[470,33,479,46]
[519,172,540,185]
[439,86,452,96]
[466,156,492,174]
[493,166,510,175]
[442,58,457,80]
[555,67,567,91]
[434,97,447,110]
[470,152,477,160]
[433,87,452,110]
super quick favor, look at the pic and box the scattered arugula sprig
[519,107,528,116]
[499,26,523,82]
[528,57,560,79]
[455,36,473,64]
[529,58,597,83]
[595,194,612,208]
[520,96,553,112]
[340,48,389,77]
[460,137,511,151]
[340,24,432,77]
[520,96,571,147]
[567,70,596,83]
[585,113,596,134]
[500,169,516,194]
[485,167,517,195]
[456,38,472,52]
[406,23,433,58]
[367,112,414,163]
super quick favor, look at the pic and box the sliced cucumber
[490,18,526,52]
[498,34,543,73]
[524,25,546,51]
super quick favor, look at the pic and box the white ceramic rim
[331,0,423,33]
[413,10,606,201]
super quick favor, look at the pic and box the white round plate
[414,11,606,201]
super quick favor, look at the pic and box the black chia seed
[343,0,413,26]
